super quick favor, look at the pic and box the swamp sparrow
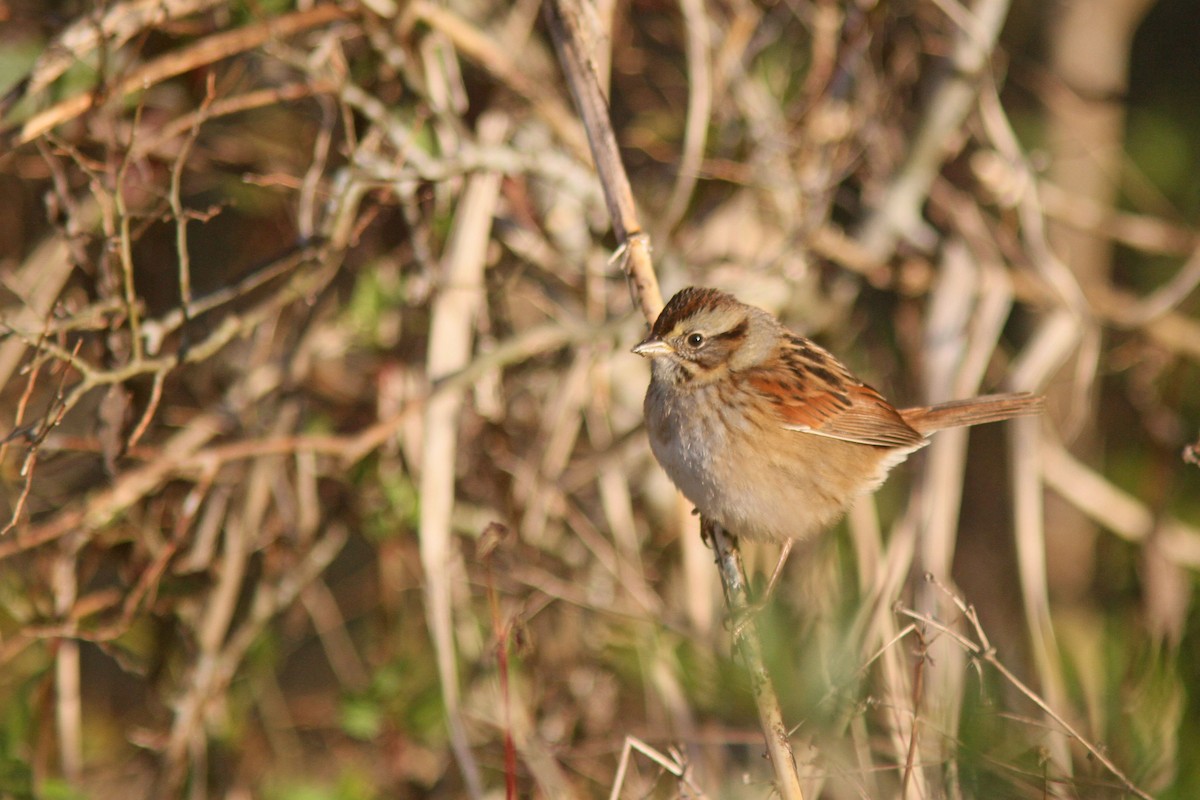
[634,287,1042,553]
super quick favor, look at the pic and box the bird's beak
[632,337,673,357]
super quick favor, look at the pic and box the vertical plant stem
[708,520,806,800]
[52,545,82,784]
[418,111,510,799]
[541,0,662,320]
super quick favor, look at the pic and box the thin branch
[708,520,807,800]
[911,576,1156,800]
[542,0,662,321]
[9,5,350,146]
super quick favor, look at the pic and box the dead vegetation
[0,0,1197,797]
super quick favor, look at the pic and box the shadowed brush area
[0,0,1198,798]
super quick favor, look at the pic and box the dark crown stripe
[653,287,732,335]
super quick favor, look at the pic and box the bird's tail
[899,392,1044,434]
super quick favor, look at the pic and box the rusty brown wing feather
[745,334,927,448]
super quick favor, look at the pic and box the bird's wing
[745,336,926,448]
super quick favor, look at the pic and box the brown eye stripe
[712,318,748,342]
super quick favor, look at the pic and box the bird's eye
[686,332,705,348]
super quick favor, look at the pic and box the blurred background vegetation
[0,0,1197,797]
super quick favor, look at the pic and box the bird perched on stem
[633,286,1043,594]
